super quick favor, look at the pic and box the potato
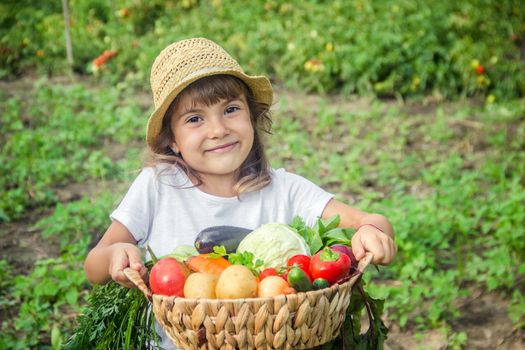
[215,265,258,299]
[184,273,218,299]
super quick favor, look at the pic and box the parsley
[64,261,159,350]
[209,245,264,275]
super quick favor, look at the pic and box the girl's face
[170,93,254,181]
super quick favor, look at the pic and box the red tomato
[287,254,312,282]
[281,269,289,282]
[475,65,485,75]
[309,248,351,285]
[287,255,311,274]
[149,257,187,297]
[259,267,279,280]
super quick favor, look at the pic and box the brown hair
[144,75,273,195]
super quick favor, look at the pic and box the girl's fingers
[113,266,140,289]
[390,238,398,262]
[110,248,135,287]
[351,233,366,260]
[357,230,385,264]
[372,234,395,265]
[115,273,133,288]
[109,250,126,278]
[108,244,146,288]
[114,269,133,287]
[366,235,385,264]
[125,247,147,282]
[139,265,148,280]
[379,237,391,265]
[126,246,145,272]
[354,226,398,265]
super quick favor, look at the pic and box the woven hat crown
[146,37,273,149]
[150,38,243,108]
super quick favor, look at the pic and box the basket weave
[125,253,372,350]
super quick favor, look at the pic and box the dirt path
[384,290,525,349]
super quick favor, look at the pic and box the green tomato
[287,266,312,292]
[312,278,330,290]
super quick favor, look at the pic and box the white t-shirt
[110,164,333,349]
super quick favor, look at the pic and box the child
[84,37,396,348]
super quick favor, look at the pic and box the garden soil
[1,77,524,349]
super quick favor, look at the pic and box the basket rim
[152,269,357,304]
[125,252,373,303]
[152,252,372,303]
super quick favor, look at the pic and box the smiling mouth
[205,142,238,153]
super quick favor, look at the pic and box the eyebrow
[177,98,243,118]
[179,107,203,117]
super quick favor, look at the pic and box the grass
[271,90,525,341]
[0,78,145,221]
[3,79,524,348]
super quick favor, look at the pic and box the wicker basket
[125,253,372,350]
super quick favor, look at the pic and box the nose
[207,116,230,139]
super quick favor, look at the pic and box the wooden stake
[61,0,74,70]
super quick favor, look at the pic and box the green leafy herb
[312,280,388,350]
[290,215,354,254]
[64,263,158,350]
[209,245,264,275]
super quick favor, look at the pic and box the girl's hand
[108,243,148,288]
[351,225,397,265]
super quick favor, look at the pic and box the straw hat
[146,37,274,149]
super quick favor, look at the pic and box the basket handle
[124,267,152,301]
[357,252,373,274]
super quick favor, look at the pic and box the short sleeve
[110,168,157,245]
[277,170,334,227]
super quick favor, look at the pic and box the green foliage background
[2,0,524,98]
[0,1,524,349]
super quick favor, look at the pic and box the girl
[84,37,396,348]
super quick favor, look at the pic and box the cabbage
[165,245,198,262]
[237,223,311,268]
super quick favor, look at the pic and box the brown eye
[187,116,202,124]
[225,106,239,114]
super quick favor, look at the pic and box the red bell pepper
[309,247,351,285]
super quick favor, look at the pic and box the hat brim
[146,69,273,149]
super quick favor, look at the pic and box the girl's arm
[322,199,397,265]
[84,220,147,288]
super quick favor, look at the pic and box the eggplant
[194,225,252,254]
